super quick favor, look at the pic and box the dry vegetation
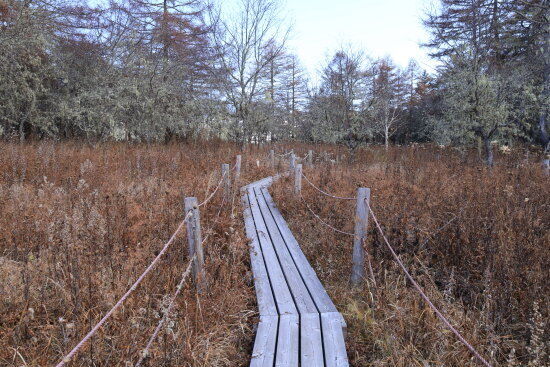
[271,145,549,366]
[0,141,272,366]
[1,141,548,367]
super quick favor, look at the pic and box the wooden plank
[275,314,299,367]
[242,194,278,316]
[253,187,318,314]
[301,313,324,367]
[247,188,298,316]
[243,174,279,191]
[260,188,339,314]
[250,315,278,367]
[321,312,349,367]
[244,179,349,367]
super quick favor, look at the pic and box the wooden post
[351,188,371,286]
[222,163,230,200]
[290,152,296,171]
[184,197,205,291]
[294,164,302,196]
[235,155,242,182]
[269,149,275,169]
[308,150,313,167]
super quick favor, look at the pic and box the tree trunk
[540,14,550,163]
[484,137,494,167]
[19,120,25,143]
[539,36,549,152]
[384,124,389,150]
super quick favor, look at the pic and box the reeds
[272,144,549,366]
[1,142,547,366]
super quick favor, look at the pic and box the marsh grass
[272,145,549,366]
[0,141,273,366]
[1,142,547,366]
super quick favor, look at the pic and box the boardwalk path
[242,175,349,366]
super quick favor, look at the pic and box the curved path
[241,175,349,367]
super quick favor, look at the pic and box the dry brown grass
[271,144,549,366]
[0,141,273,367]
[1,141,548,367]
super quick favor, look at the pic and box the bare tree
[370,57,405,150]
[209,0,290,145]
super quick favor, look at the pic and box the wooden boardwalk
[242,177,348,366]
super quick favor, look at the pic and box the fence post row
[294,164,302,196]
[235,155,242,182]
[351,187,371,286]
[184,197,205,291]
[222,163,230,201]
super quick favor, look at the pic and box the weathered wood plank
[244,177,349,367]
[275,314,299,367]
[260,188,339,315]
[242,194,278,316]
[301,313,325,367]
[321,312,349,367]
[242,175,277,191]
[247,188,298,316]
[253,187,318,314]
[250,315,278,367]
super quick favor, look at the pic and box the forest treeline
[0,0,548,164]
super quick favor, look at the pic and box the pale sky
[281,0,440,83]
[90,0,440,81]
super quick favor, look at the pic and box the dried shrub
[272,144,549,366]
[0,141,272,366]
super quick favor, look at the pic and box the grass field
[0,142,548,366]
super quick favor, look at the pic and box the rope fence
[285,150,492,367]
[55,210,193,367]
[299,192,356,237]
[54,155,242,367]
[135,254,196,367]
[53,150,492,367]
[301,171,355,200]
[366,200,493,367]
[198,170,227,207]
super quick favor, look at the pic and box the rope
[198,171,227,207]
[135,255,195,367]
[299,193,356,237]
[363,238,377,289]
[301,172,355,200]
[136,207,221,367]
[366,200,493,367]
[418,206,468,249]
[55,210,193,367]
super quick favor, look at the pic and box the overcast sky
[90,0,440,81]
[281,0,440,82]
